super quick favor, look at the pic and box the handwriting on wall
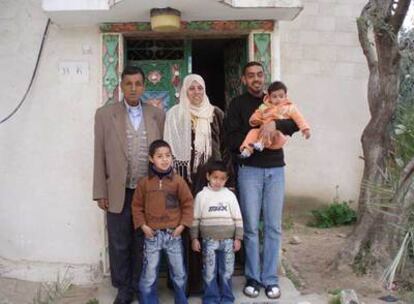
[58,61,89,83]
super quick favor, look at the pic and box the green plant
[282,214,295,231]
[328,294,341,304]
[86,299,99,304]
[382,229,414,289]
[373,28,414,289]
[308,201,357,228]
[31,270,72,304]
[327,288,342,295]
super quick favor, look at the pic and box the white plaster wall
[279,0,369,204]
[0,0,103,283]
[0,0,371,283]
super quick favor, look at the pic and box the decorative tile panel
[102,34,121,105]
[253,32,272,86]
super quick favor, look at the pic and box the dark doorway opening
[192,38,246,111]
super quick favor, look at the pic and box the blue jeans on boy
[237,165,285,287]
[138,229,188,304]
[202,238,235,304]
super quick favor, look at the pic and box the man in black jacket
[224,62,298,300]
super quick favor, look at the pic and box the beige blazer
[93,101,165,213]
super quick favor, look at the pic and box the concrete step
[96,276,327,304]
[0,275,328,304]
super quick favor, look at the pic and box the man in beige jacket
[93,66,165,304]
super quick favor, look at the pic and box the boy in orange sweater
[132,139,193,304]
[240,81,311,158]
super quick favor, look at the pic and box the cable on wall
[0,18,51,125]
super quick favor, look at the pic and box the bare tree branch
[390,0,412,33]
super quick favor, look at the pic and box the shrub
[308,201,357,228]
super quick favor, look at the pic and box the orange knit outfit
[240,99,310,153]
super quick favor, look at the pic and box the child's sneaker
[252,142,264,151]
[239,148,251,158]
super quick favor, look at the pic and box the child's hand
[233,239,242,252]
[302,129,311,139]
[141,224,155,238]
[173,224,185,237]
[191,239,201,252]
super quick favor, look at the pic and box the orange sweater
[132,170,194,230]
[249,99,310,131]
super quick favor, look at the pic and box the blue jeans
[202,238,235,304]
[138,229,188,304]
[237,165,285,286]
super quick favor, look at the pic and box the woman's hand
[141,224,155,238]
[173,224,185,237]
[233,239,242,252]
[192,239,201,252]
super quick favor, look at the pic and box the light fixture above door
[150,7,181,32]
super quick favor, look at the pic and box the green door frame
[101,20,275,106]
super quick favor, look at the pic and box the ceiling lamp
[150,7,181,32]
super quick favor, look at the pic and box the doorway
[192,38,248,111]
[125,36,247,112]
[192,39,225,110]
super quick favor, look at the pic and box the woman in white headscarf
[164,74,227,189]
[164,74,229,294]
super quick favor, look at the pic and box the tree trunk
[333,0,412,276]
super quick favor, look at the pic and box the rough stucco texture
[0,0,103,283]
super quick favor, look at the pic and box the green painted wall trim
[100,20,274,33]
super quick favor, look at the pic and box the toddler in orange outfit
[240,81,311,158]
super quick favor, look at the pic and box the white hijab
[164,74,215,180]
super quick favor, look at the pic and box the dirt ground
[282,197,407,303]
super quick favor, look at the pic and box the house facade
[0,0,368,283]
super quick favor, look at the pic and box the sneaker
[239,148,251,159]
[265,284,281,299]
[243,279,260,298]
[252,142,264,151]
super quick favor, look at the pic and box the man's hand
[260,121,277,145]
[234,239,242,252]
[191,239,201,252]
[173,224,185,237]
[97,198,109,211]
[302,129,311,139]
[141,224,155,238]
[261,111,273,120]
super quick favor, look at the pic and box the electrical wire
[0,18,51,125]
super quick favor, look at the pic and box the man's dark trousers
[107,188,143,300]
